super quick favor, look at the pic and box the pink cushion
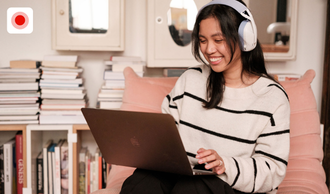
[278,69,328,194]
[120,67,178,113]
[102,68,328,194]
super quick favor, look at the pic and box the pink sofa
[93,67,328,194]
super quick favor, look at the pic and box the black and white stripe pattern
[161,65,290,193]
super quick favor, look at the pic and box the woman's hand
[196,148,225,175]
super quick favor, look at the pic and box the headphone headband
[197,0,248,18]
[196,0,257,51]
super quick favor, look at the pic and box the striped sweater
[161,64,290,193]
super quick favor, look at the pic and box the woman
[121,0,290,193]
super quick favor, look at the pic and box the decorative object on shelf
[266,22,290,45]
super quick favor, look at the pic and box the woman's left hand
[196,148,225,175]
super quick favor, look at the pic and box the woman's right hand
[196,148,225,175]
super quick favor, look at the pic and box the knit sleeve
[161,75,185,125]
[219,96,290,193]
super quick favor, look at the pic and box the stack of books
[36,139,69,194]
[270,73,302,81]
[39,55,88,124]
[163,68,187,77]
[78,147,108,194]
[0,132,24,194]
[0,60,41,124]
[97,56,145,109]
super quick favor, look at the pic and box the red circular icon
[11,12,29,29]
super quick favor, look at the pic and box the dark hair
[191,0,276,109]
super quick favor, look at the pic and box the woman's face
[199,17,242,74]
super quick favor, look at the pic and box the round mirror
[167,0,197,47]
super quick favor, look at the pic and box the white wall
[0,0,327,113]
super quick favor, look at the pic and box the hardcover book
[3,138,15,194]
[10,60,41,69]
[15,132,23,194]
[47,143,57,194]
[101,157,107,189]
[0,145,4,194]
[43,140,53,194]
[79,147,87,194]
[109,56,141,62]
[0,68,40,73]
[60,140,69,194]
[54,140,64,194]
[36,151,43,194]
[0,82,39,91]
[42,55,78,68]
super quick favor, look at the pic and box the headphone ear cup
[238,20,257,52]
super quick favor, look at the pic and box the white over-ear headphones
[197,0,257,52]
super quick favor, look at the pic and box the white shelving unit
[0,125,27,189]
[24,125,76,194]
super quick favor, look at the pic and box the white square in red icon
[7,7,33,34]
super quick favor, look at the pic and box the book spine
[90,159,94,193]
[163,69,186,77]
[94,153,99,192]
[48,152,53,194]
[87,157,92,194]
[52,153,56,194]
[4,143,13,194]
[54,147,61,194]
[36,157,44,194]
[85,154,90,194]
[98,156,102,190]
[101,158,107,189]
[12,143,17,194]
[15,134,23,194]
[0,146,4,194]
[273,74,301,82]
[60,142,69,194]
[43,148,49,194]
[79,154,86,194]
[10,61,41,69]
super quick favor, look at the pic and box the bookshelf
[0,124,99,194]
[25,125,74,194]
[72,124,90,194]
[0,125,27,188]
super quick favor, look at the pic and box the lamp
[267,22,290,45]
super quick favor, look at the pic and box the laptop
[81,108,216,176]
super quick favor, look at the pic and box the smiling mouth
[209,57,222,64]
